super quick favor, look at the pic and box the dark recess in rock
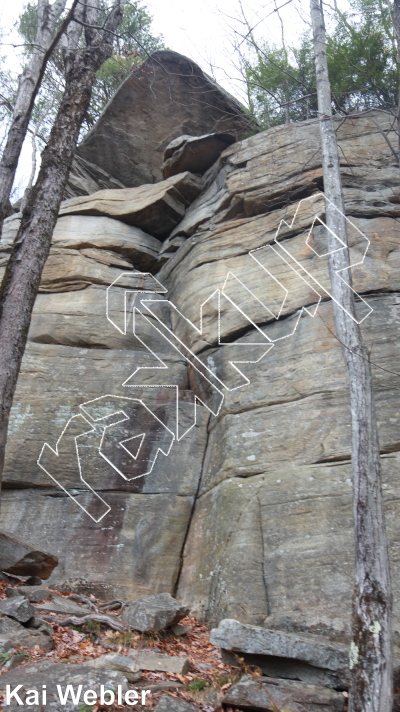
[162,132,236,179]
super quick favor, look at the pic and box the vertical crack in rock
[173,408,211,597]
[257,483,271,618]
[3,108,400,630]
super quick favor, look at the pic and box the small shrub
[188,678,209,692]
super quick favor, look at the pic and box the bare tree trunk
[310,1,393,710]
[393,0,400,162]
[265,101,271,129]
[0,0,80,238]
[20,117,43,213]
[0,0,124,481]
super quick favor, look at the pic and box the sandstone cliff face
[66,50,253,196]
[1,104,399,645]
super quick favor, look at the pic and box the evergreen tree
[242,0,398,129]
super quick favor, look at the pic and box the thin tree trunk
[275,0,290,124]
[310,1,393,710]
[265,101,271,129]
[393,0,400,162]
[20,118,42,213]
[0,0,124,481]
[0,0,80,238]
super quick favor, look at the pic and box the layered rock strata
[1,109,399,656]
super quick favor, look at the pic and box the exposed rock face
[59,172,204,238]
[65,155,127,199]
[69,50,253,194]
[161,111,400,637]
[3,214,162,271]
[1,108,400,665]
[162,133,236,179]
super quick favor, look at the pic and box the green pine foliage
[244,37,317,128]
[243,0,398,129]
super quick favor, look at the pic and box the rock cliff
[1,58,399,651]
[66,50,254,197]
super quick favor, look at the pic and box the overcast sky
[144,0,311,100]
[1,0,311,98]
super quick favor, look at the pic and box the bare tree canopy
[0,0,125,483]
[0,0,79,237]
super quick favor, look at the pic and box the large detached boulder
[210,619,349,672]
[122,593,189,632]
[0,531,58,580]
[68,50,253,193]
[162,132,236,179]
[211,619,350,689]
[222,675,344,712]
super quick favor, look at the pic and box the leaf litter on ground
[0,580,250,711]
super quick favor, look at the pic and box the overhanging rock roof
[67,50,254,196]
